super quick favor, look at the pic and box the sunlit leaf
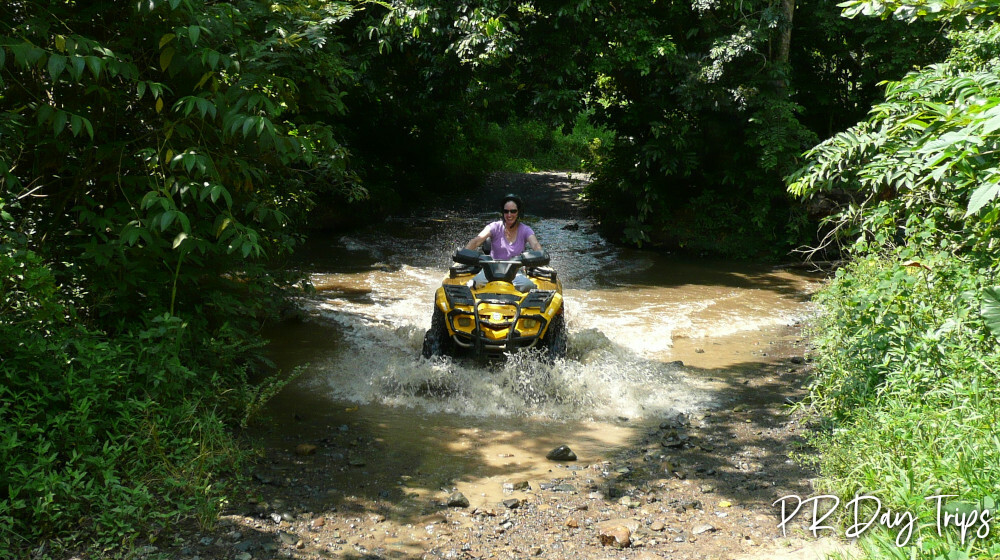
[965,180,1000,217]
[159,33,176,49]
[160,47,174,71]
[982,287,1000,340]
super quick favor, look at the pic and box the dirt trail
[149,173,853,560]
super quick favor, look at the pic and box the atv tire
[542,313,567,360]
[422,307,454,358]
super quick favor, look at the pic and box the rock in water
[295,444,317,456]
[545,445,577,461]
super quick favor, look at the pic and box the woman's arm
[466,224,493,250]
[527,233,542,251]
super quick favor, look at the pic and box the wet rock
[233,540,254,553]
[502,498,521,509]
[551,483,577,493]
[278,531,299,546]
[310,517,326,529]
[253,472,273,485]
[295,444,317,456]
[692,524,716,535]
[546,445,577,461]
[447,492,470,508]
[235,553,251,560]
[790,356,805,364]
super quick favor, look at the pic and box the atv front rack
[442,284,555,354]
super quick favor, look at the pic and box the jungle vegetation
[1,0,997,558]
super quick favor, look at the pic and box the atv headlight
[456,317,473,328]
[521,318,539,329]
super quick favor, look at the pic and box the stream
[258,189,823,508]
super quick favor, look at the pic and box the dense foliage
[1,0,347,554]
[789,1,1000,557]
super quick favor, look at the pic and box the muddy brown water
[258,203,824,511]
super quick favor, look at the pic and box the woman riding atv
[465,193,541,292]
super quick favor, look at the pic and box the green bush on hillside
[801,251,1000,557]
[0,244,259,556]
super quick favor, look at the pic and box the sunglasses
[502,209,518,214]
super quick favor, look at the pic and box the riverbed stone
[596,519,639,548]
[546,445,577,461]
[447,492,470,508]
[692,524,716,535]
[295,444,317,456]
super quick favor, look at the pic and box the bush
[801,249,1000,558]
[0,244,264,557]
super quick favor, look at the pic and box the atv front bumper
[438,284,561,355]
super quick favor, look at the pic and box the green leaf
[160,210,177,231]
[159,33,176,49]
[47,54,67,80]
[70,114,83,137]
[189,26,201,46]
[36,105,54,126]
[160,47,175,71]
[965,180,1000,217]
[172,232,188,249]
[242,117,255,137]
[84,56,102,79]
[53,110,68,136]
[982,287,1000,340]
[70,56,85,80]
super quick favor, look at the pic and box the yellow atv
[422,248,567,359]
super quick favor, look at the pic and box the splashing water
[281,211,818,421]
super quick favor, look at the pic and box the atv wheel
[422,307,454,358]
[542,313,567,360]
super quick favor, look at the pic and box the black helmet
[501,193,523,215]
